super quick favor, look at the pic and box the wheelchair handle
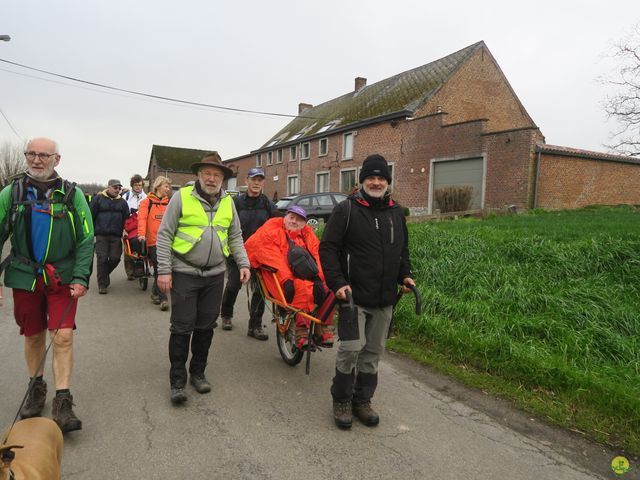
[407,284,422,316]
[344,289,355,312]
[139,238,147,257]
[396,284,422,316]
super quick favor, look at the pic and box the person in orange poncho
[138,176,172,310]
[245,205,334,348]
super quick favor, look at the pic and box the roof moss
[151,144,214,172]
[262,41,483,148]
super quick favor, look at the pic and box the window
[316,172,329,193]
[296,196,313,207]
[290,145,297,161]
[340,168,357,194]
[317,121,336,133]
[316,194,333,206]
[256,153,262,167]
[267,151,273,166]
[343,132,354,160]
[287,175,299,195]
[276,149,283,164]
[301,142,310,159]
[318,138,328,157]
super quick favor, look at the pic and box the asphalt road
[0,263,629,479]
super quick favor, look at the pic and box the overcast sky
[0,1,637,184]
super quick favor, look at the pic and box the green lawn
[389,205,640,454]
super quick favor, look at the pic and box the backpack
[0,177,78,274]
[8,177,77,230]
[287,238,319,280]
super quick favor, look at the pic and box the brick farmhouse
[147,41,640,212]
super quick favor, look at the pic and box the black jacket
[233,193,277,241]
[319,191,412,308]
[89,192,130,237]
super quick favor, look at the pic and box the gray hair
[25,137,59,154]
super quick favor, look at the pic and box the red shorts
[13,276,78,336]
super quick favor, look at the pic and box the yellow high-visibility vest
[171,186,233,256]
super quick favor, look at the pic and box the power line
[0,57,311,119]
[0,106,23,141]
[0,67,282,119]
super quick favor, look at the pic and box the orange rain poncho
[245,217,326,321]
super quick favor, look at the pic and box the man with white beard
[0,137,94,433]
[320,154,416,429]
[156,152,250,405]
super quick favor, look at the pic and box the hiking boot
[19,379,47,419]
[160,300,169,311]
[98,287,107,294]
[52,394,82,433]
[189,375,211,394]
[352,401,380,427]
[150,293,161,305]
[170,387,187,405]
[247,325,269,341]
[221,317,233,331]
[333,401,352,429]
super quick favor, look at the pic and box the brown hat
[190,151,233,180]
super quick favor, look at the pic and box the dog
[0,417,63,480]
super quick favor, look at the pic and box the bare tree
[0,140,26,188]
[603,23,640,156]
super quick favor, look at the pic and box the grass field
[389,205,640,454]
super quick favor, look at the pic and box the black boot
[331,368,355,429]
[353,371,379,426]
[169,333,191,404]
[189,329,213,394]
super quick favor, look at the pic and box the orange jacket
[245,217,324,313]
[137,193,169,247]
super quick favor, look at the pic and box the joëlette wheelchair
[123,237,152,291]
[254,266,339,375]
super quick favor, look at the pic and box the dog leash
[2,291,76,446]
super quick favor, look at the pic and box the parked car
[276,192,348,227]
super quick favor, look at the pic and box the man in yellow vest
[156,152,250,405]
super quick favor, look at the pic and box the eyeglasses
[111,185,122,190]
[24,151,57,161]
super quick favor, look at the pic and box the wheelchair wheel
[276,311,304,366]
[139,276,148,291]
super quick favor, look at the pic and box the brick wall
[418,46,535,133]
[536,154,640,209]
[482,128,542,210]
[224,114,543,211]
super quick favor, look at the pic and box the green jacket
[0,177,95,291]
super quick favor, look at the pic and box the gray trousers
[170,271,224,335]
[335,304,393,375]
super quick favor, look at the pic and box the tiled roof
[536,144,640,165]
[151,144,214,172]
[261,41,484,149]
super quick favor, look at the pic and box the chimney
[298,103,313,115]
[355,77,367,92]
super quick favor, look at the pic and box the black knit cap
[359,154,391,184]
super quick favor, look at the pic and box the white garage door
[432,157,484,211]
